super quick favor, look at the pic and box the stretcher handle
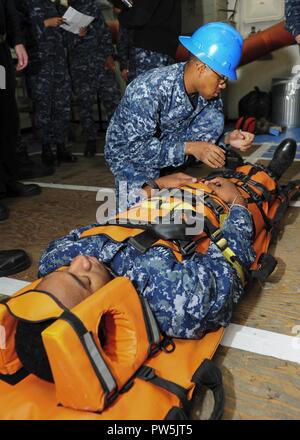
[191,358,224,420]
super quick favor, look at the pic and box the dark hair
[15,319,107,383]
[15,320,55,383]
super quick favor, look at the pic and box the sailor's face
[193,61,227,100]
[38,256,112,309]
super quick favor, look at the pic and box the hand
[204,177,247,206]
[225,129,254,152]
[105,55,116,72]
[15,44,28,71]
[185,141,226,168]
[121,68,129,82]
[155,173,198,189]
[296,34,300,44]
[44,17,65,28]
[79,27,88,37]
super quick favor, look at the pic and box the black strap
[59,310,118,404]
[203,194,225,217]
[128,230,158,253]
[250,253,277,282]
[137,366,190,414]
[164,406,189,420]
[272,180,300,225]
[191,359,224,420]
[139,297,161,355]
[0,368,29,385]
[239,182,273,230]
[207,168,274,202]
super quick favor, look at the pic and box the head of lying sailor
[15,256,113,382]
[37,255,113,309]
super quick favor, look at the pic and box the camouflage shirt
[105,62,224,199]
[285,0,300,37]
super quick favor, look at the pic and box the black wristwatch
[142,178,160,190]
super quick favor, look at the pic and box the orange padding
[0,328,224,420]
[43,277,154,412]
[0,276,156,413]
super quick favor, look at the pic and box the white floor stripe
[221,323,300,365]
[1,277,300,364]
[22,182,113,192]
[290,201,300,207]
[0,278,30,296]
[244,143,275,163]
[259,157,300,162]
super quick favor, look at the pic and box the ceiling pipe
[239,20,296,66]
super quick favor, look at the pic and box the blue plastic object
[179,22,244,81]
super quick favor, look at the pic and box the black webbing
[139,297,161,355]
[137,366,190,414]
[0,368,29,385]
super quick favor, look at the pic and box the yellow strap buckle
[212,229,246,285]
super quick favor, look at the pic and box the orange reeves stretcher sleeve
[0,165,299,420]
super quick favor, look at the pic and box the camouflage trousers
[27,52,71,145]
[69,51,121,141]
[129,48,174,81]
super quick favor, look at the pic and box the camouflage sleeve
[94,6,115,58]
[25,0,57,44]
[221,205,256,268]
[285,0,300,37]
[106,87,186,173]
[38,223,101,277]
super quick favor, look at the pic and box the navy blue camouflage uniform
[38,204,256,339]
[285,0,300,38]
[17,0,71,146]
[65,0,120,142]
[105,62,224,206]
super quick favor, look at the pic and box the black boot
[56,143,77,163]
[16,161,55,180]
[0,201,9,221]
[0,250,31,277]
[42,144,56,167]
[84,140,97,158]
[6,181,41,197]
[267,138,297,180]
[16,149,34,167]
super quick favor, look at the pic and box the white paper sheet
[60,7,95,35]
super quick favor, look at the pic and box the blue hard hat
[179,22,244,80]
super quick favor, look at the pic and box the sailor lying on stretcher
[15,139,297,383]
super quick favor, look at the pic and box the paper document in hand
[61,7,95,35]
